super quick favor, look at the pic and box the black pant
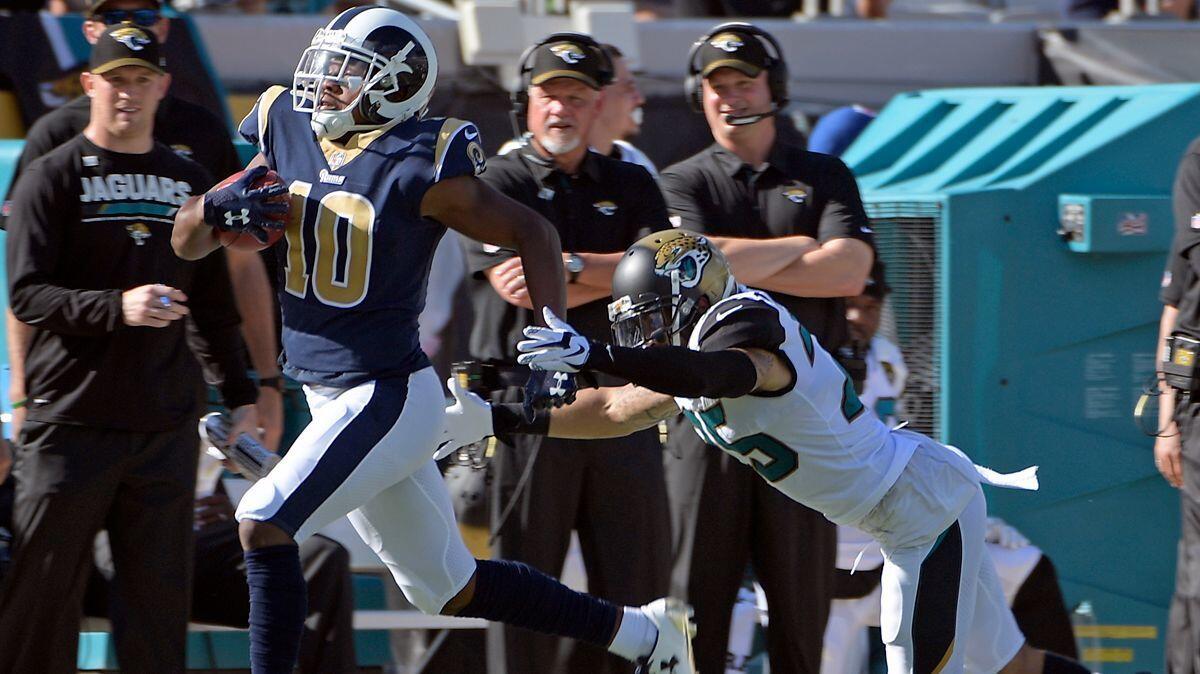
[0,420,197,674]
[664,415,835,674]
[488,430,672,674]
[1169,399,1200,674]
[81,525,357,674]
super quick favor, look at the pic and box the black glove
[522,369,578,422]
[204,165,289,243]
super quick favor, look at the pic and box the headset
[510,32,615,118]
[685,22,789,126]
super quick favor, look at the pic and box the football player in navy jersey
[172,7,695,674]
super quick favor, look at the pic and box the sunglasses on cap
[93,9,161,26]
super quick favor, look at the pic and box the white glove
[516,307,591,373]
[984,517,1030,549]
[435,377,494,460]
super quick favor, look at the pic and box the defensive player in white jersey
[441,230,1092,674]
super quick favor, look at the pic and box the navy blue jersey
[239,86,487,386]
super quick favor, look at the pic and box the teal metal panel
[1059,194,1173,254]
[848,84,1200,672]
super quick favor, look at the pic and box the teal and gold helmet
[607,229,737,348]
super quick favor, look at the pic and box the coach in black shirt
[0,27,258,674]
[657,22,875,674]
[463,34,671,674]
[0,0,284,452]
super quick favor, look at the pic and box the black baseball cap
[695,27,771,79]
[89,23,166,75]
[528,38,608,91]
[88,0,162,14]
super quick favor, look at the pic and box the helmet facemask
[293,18,435,140]
[607,281,706,349]
[608,230,736,349]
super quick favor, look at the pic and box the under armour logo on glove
[548,371,571,397]
[224,208,251,228]
[204,165,289,239]
[517,307,591,373]
[522,368,578,421]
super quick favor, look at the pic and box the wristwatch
[566,254,585,284]
[258,376,284,391]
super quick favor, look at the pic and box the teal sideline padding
[844,84,1200,673]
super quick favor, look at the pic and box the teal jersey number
[683,403,799,482]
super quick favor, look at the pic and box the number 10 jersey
[676,290,915,527]
[239,86,487,387]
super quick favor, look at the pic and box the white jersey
[859,334,907,428]
[674,290,915,527]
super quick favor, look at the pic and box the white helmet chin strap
[311,109,355,140]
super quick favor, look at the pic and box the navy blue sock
[1043,652,1090,673]
[245,544,307,674]
[459,559,619,647]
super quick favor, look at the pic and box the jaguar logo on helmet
[710,33,745,53]
[111,26,152,51]
[654,234,712,289]
[550,43,587,64]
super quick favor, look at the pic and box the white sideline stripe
[82,611,487,633]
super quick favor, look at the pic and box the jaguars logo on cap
[550,43,586,64]
[653,234,712,289]
[111,26,152,51]
[709,33,745,53]
[593,200,617,216]
[782,187,807,204]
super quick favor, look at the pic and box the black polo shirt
[659,139,875,349]
[465,147,668,362]
[1163,137,1200,309]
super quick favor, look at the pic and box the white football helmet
[292,6,438,140]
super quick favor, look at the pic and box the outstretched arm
[438,380,678,458]
[517,308,794,398]
[548,385,678,439]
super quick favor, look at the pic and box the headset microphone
[723,106,778,126]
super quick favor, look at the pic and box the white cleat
[636,598,698,674]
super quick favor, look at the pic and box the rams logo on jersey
[593,200,617,216]
[111,26,152,51]
[126,222,151,246]
[654,234,711,289]
[467,141,487,176]
[782,187,807,204]
[710,33,745,53]
[550,43,586,64]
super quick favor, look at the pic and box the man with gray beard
[462,32,673,674]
